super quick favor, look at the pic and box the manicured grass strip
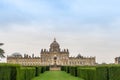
[32,71,84,80]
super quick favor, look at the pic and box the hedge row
[0,63,49,80]
[61,65,120,80]
[78,68,96,80]
[61,66,78,77]
[35,66,42,76]
[96,66,108,80]
[20,67,36,80]
[96,65,120,80]
[109,66,120,80]
[0,64,20,80]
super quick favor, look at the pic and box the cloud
[1,0,120,27]
[0,0,120,63]
[1,0,52,14]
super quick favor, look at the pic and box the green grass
[32,71,84,80]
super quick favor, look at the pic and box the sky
[0,0,120,63]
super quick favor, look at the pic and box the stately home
[115,57,120,64]
[7,39,96,66]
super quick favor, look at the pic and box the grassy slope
[32,71,84,80]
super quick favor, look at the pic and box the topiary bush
[35,66,42,76]
[0,63,50,80]
[96,66,109,80]
[0,63,20,80]
[78,68,96,80]
[20,67,36,80]
[108,65,120,80]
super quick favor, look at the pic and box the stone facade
[7,39,96,66]
[115,57,120,64]
[7,53,41,66]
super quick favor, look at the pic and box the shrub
[78,68,96,80]
[108,65,120,80]
[0,63,20,80]
[61,66,65,71]
[69,66,77,76]
[41,66,49,73]
[96,66,109,80]
[0,63,50,80]
[20,67,36,80]
[66,66,70,73]
[35,66,42,76]
[46,66,50,71]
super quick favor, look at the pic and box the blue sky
[0,0,120,63]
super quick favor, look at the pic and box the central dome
[50,38,60,52]
[11,52,22,58]
[50,38,60,47]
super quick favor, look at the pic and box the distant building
[7,53,41,66]
[7,38,96,66]
[115,57,120,64]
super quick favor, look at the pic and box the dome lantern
[49,38,60,52]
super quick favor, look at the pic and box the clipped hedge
[61,66,65,71]
[46,66,50,71]
[66,66,70,73]
[0,63,49,80]
[0,63,20,80]
[96,66,109,80]
[62,65,120,80]
[109,65,120,80]
[20,67,36,80]
[70,66,77,76]
[35,66,42,76]
[78,68,96,80]
[41,66,47,73]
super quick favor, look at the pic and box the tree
[0,43,5,58]
[0,43,4,45]
[0,48,5,57]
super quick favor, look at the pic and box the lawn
[32,71,84,80]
